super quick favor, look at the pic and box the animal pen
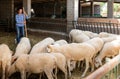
[1,17,120,79]
[1,0,120,79]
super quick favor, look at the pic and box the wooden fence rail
[84,54,120,79]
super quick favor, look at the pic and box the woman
[15,8,28,43]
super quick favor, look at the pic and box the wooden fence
[85,54,120,79]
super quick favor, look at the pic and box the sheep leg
[90,59,94,72]
[77,61,80,68]
[44,69,54,79]
[81,59,89,78]
[2,63,5,79]
[27,73,31,79]
[39,74,42,79]
[54,67,57,79]
[67,60,71,77]
[5,65,10,79]
[21,71,26,79]
[24,72,26,79]
[59,66,67,79]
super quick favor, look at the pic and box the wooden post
[11,0,14,30]
[23,0,31,17]
[23,0,31,37]
[107,0,114,18]
[90,0,94,17]
[67,0,79,32]
[84,54,120,79]
[23,7,28,37]
[79,0,82,17]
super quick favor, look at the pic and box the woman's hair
[17,7,23,13]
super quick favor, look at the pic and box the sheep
[0,44,12,79]
[50,53,67,79]
[101,35,120,43]
[85,37,104,53]
[98,32,120,43]
[85,37,104,69]
[13,37,31,60]
[30,38,67,78]
[8,53,57,79]
[69,61,77,72]
[69,29,90,43]
[47,42,96,77]
[30,50,67,79]
[53,39,68,46]
[72,37,104,71]
[30,37,54,54]
[98,32,116,38]
[83,31,98,39]
[101,36,117,43]
[95,40,120,68]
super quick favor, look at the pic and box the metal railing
[74,18,120,35]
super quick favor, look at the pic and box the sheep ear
[47,45,52,53]
[47,45,52,48]
[11,56,17,64]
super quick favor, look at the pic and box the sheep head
[47,45,53,53]
[47,45,60,53]
[95,57,102,68]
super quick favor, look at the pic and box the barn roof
[15,0,120,4]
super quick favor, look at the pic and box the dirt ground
[0,31,120,79]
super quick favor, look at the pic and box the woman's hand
[23,21,26,24]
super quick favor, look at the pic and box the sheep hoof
[91,68,94,72]
[81,74,85,78]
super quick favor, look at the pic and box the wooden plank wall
[0,0,14,31]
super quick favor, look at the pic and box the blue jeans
[16,26,25,43]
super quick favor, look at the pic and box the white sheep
[95,40,120,68]
[53,39,68,46]
[98,32,115,38]
[0,44,12,79]
[69,61,77,72]
[47,43,96,77]
[50,53,67,79]
[69,29,90,43]
[30,50,67,79]
[30,37,54,54]
[13,37,31,60]
[8,53,57,79]
[83,31,98,39]
[101,36,117,43]
[100,34,120,43]
[98,32,118,43]
[73,37,104,71]
[85,37,104,53]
